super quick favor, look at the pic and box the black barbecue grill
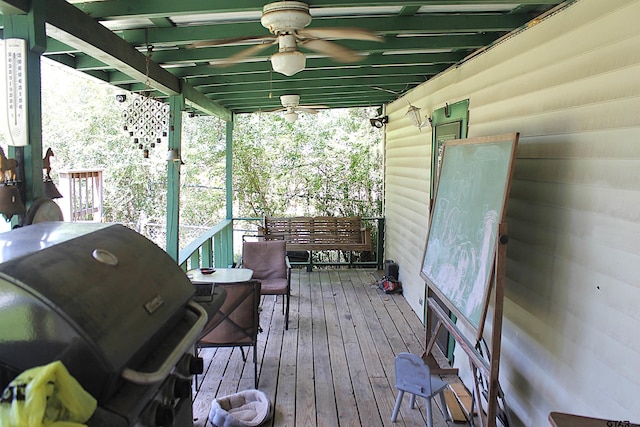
[0,222,209,426]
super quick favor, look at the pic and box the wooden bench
[260,217,372,270]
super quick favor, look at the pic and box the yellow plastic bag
[0,360,97,427]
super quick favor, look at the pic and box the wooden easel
[419,133,518,427]
[422,222,508,427]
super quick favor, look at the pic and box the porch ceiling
[1,0,570,118]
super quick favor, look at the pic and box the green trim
[201,238,213,268]
[225,119,234,220]
[165,94,184,260]
[430,99,469,199]
[214,232,223,268]
[179,219,231,266]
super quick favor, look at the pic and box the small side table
[187,267,253,284]
[186,268,254,302]
[187,268,253,284]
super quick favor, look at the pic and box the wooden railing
[178,217,385,271]
[178,219,233,270]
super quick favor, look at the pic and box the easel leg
[471,360,486,427]
[423,298,459,375]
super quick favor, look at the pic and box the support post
[3,2,46,226]
[225,118,233,220]
[165,94,184,260]
[222,118,234,267]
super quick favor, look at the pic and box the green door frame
[429,100,470,200]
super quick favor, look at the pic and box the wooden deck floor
[193,269,468,427]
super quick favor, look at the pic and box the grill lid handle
[121,301,207,385]
[92,248,119,266]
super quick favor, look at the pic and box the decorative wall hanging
[120,45,169,158]
[122,94,169,158]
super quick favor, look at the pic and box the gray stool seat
[391,352,451,427]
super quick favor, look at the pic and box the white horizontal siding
[516,128,639,158]
[384,124,432,313]
[383,0,640,424]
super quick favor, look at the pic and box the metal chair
[241,240,291,330]
[391,352,451,427]
[197,280,262,388]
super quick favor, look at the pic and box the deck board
[296,271,316,426]
[310,272,339,427]
[193,269,471,427]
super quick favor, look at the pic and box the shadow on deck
[193,269,469,427]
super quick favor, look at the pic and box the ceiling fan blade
[296,107,319,114]
[263,107,287,113]
[298,28,382,42]
[300,104,328,109]
[211,41,276,66]
[300,39,364,63]
[188,35,275,49]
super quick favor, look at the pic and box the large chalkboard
[420,133,518,331]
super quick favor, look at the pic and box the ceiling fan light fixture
[280,94,300,107]
[284,110,299,123]
[271,50,306,76]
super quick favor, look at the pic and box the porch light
[406,103,431,131]
[370,116,388,128]
[271,50,306,76]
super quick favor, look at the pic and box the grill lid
[0,222,196,400]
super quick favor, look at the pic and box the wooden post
[486,223,508,426]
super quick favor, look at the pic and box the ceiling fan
[269,94,327,123]
[189,1,382,76]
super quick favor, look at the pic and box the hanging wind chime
[122,45,169,158]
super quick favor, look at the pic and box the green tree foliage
[41,59,168,226]
[11,59,382,247]
[179,114,227,227]
[39,60,229,235]
[233,108,383,218]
